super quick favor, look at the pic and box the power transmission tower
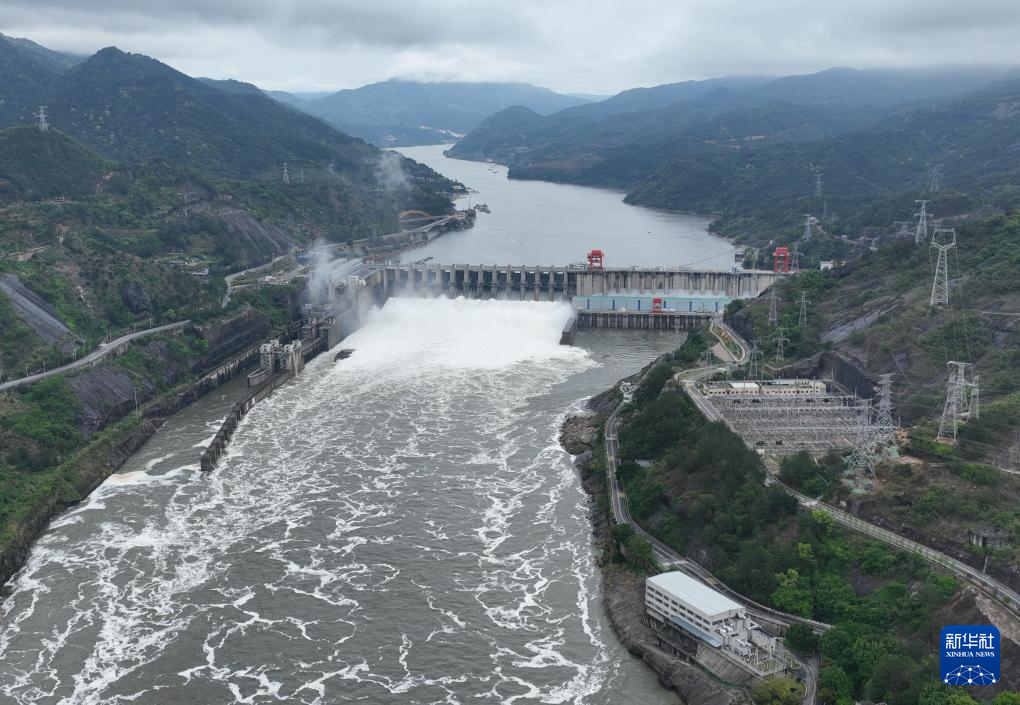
[749,340,761,380]
[913,200,933,245]
[814,171,823,197]
[282,162,290,184]
[774,327,788,364]
[929,228,956,307]
[797,292,810,327]
[35,106,49,132]
[767,289,781,325]
[874,374,896,451]
[847,398,877,478]
[791,246,801,273]
[938,361,971,442]
[927,164,943,192]
[803,214,813,241]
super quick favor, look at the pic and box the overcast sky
[3,0,1020,94]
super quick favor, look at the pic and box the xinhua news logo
[940,625,1000,686]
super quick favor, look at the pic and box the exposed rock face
[218,210,294,253]
[119,280,152,313]
[0,273,81,353]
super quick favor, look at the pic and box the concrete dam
[325,263,780,342]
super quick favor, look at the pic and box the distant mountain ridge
[448,65,1020,243]
[284,79,590,146]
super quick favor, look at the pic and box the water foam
[0,297,636,705]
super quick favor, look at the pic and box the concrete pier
[375,264,778,300]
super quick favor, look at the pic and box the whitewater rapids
[0,298,675,704]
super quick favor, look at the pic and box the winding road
[0,321,190,393]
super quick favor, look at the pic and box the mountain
[295,79,591,146]
[23,48,382,180]
[0,126,112,199]
[450,66,1020,244]
[0,33,81,125]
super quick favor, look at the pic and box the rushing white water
[0,299,678,704]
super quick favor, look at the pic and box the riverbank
[0,341,260,592]
[560,383,747,705]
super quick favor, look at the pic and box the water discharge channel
[0,300,685,704]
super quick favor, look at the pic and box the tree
[818,665,853,703]
[784,623,818,655]
[625,534,653,567]
[751,676,804,705]
[771,568,813,617]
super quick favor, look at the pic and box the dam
[324,262,780,339]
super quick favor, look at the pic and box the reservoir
[0,146,735,703]
[395,145,733,269]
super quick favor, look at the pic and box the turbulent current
[0,298,679,704]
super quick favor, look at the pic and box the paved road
[0,321,190,393]
[762,458,1020,618]
[222,254,291,308]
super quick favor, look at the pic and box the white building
[646,572,783,676]
[700,379,827,397]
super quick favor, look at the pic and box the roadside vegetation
[607,329,1018,704]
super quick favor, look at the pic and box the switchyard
[692,379,868,454]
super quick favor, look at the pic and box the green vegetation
[613,363,1006,702]
[752,676,805,705]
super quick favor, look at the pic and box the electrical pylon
[847,398,877,478]
[35,106,49,132]
[929,228,956,307]
[937,361,971,442]
[749,340,761,380]
[803,214,813,241]
[927,164,943,192]
[797,292,810,327]
[767,289,781,325]
[774,327,788,364]
[874,374,896,450]
[814,172,823,197]
[282,162,290,184]
[913,200,932,245]
[791,246,801,273]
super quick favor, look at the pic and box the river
[395,145,733,269]
[0,148,734,704]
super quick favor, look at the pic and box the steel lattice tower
[914,200,932,245]
[767,289,781,325]
[791,247,801,273]
[797,292,810,327]
[803,214,813,241]
[929,228,956,307]
[282,162,291,184]
[847,398,877,477]
[35,106,49,132]
[938,361,971,442]
[927,164,943,192]
[814,172,823,197]
[874,374,896,450]
[774,328,788,364]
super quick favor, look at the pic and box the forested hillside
[450,67,1020,244]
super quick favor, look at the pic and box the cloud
[2,0,1020,93]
